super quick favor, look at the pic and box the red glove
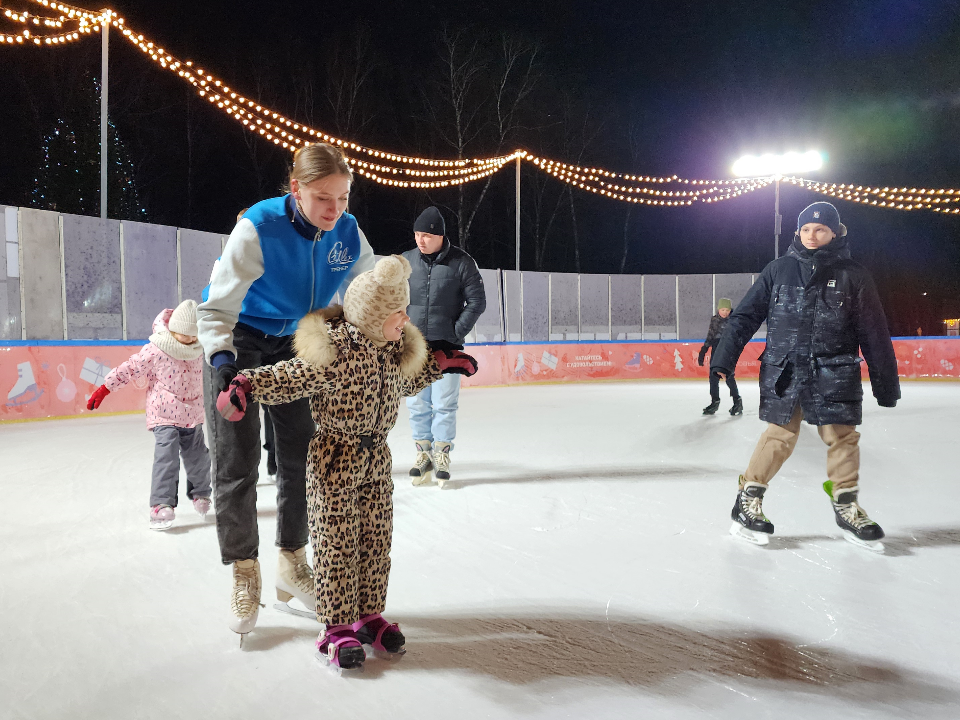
[87,385,111,410]
[433,349,478,377]
[217,374,252,422]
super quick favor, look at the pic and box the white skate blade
[437,477,447,489]
[273,602,317,621]
[411,471,432,486]
[729,521,770,546]
[149,519,174,531]
[842,532,885,554]
[314,651,364,676]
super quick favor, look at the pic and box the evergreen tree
[31,77,146,220]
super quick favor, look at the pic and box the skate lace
[291,558,314,594]
[414,451,433,471]
[743,495,767,521]
[433,449,450,472]
[232,568,261,618]
[837,501,873,529]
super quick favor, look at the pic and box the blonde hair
[283,143,353,192]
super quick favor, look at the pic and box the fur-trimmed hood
[293,305,429,378]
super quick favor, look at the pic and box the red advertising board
[2,338,958,422]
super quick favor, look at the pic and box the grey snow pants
[150,424,212,507]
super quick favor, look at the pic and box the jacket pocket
[817,354,864,402]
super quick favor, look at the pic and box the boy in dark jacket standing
[402,207,486,488]
[698,297,742,416]
[711,202,900,552]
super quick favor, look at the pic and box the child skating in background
[217,255,477,671]
[87,300,212,530]
[698,297,742,416]
[711,202,900,552]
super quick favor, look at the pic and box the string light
[5,0,960,211]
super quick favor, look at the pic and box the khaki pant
[742,406,860,492]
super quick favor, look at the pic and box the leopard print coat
[241,305,443,625]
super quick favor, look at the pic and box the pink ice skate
[315,625,365,674]
[149,505,175,531]
[192,496,211,518]
[352,613,406,660]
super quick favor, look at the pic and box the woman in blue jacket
[197,143,375,636]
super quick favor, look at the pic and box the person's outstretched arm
[710,268,774,376]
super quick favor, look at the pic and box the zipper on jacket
[309,229,322,313]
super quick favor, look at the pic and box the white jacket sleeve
[196,218,265,363]
[337,227,376,297]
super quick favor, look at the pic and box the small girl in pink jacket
[88,300,212,530]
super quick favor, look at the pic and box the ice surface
[2,380,959,719]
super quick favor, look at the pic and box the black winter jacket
[402,241,486,347]
[711,236,900,426]
[701,315,728,352]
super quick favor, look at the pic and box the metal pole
[773,175,782,260]
[100,14,109,220]
[515,155,521,272]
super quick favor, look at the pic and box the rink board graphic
[1,338,958,421]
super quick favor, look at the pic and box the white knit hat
[343,255,411,343]
[168,299,198,336]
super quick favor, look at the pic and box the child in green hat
[698,298,742,416]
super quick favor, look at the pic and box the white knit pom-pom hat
[343,255,411,343]
[168,299,198,336]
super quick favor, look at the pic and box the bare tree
[423,29,540,253]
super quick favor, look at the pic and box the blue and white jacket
[197,194,375,364]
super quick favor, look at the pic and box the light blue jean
[406,373,461,445]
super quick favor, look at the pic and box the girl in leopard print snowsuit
[217,255,477,669]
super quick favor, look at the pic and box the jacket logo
[327,242,354,268]
[813,211,821,218]
[827,279,836,287]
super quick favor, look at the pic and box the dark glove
[217,374,253,421]
[697,347,707,367]
[215,363,239,393]
[877,397,898,408]
[87,385,111,410]
[711,366,731,380]
[433,349,478,377]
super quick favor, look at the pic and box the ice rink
[2,379,959,720]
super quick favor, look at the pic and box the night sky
[2,0,959,333]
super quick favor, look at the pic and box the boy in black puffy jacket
[711,202,900,551]
[698,298,742,416]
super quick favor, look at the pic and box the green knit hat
[718,298,732,311]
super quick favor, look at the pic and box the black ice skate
[702,399,720,415]
[730,397,743,416]
[824,482,885,553]
[730,479,774,546]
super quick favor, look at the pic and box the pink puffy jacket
[103,309,205,429]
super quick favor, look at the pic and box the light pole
[733,151,823,260]
[100,11,110,220]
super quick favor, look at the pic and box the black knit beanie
[414,206,445,236]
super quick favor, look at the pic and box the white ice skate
[149,505,175,531]
[274,547,317,621]
[230,559,262,644]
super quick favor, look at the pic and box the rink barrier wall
[2,337,958,422]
